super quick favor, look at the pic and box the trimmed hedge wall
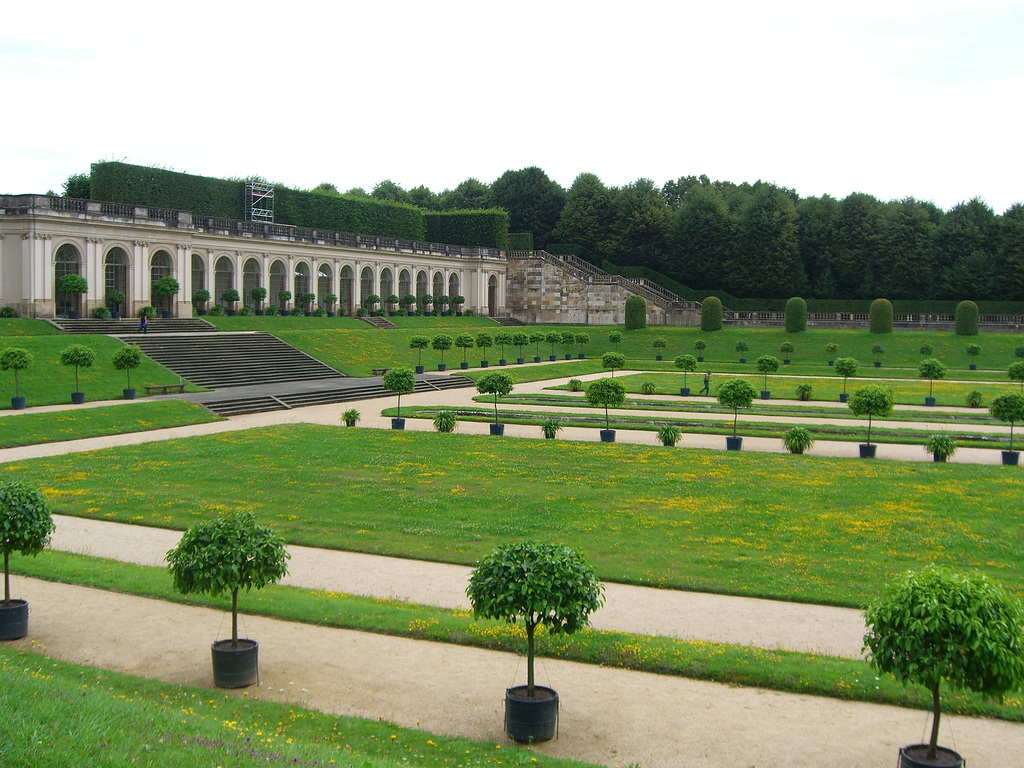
[785,297,807,333]
[508,232,535,251]
[548,243,585,256]
[273,186,425,240]
[701,296,723,331]
[424,209,510,249]
[91,162,245,219]
[955,300,980,336]
[870,298,894,334]
[624,295,647,330]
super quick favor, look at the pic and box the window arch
[317,264,333,309]
[243,258,261,309]
[54,243,81,317]
[269,260,288,309]
[380,268,394,305]
[339,265,354,314]
[432,271,445,300]
[104,248,129,310]
[293,262,310,304]
[488,274,498,317]
[415,270,428,301]
[398,269,412,301]
[360,266,374,307]
[191,254,206,297]
[448,273,460,301]
[214,256,234,305]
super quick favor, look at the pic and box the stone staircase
[119,332,342,389]
[51,317,218,334]
[359,316,397,329]
[491,316,526,326]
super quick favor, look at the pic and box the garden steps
[50,317,217,334]
[491,316,525,326]
[359,316,397,329]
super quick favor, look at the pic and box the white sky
[2,0,1022,213]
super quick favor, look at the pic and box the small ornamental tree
[475,332,494,361]
[420,293,433,313]
[624,295,647,330]
[608,330,623,346]
[431,333,453,366]
[716,378,757,438]
[560,331,576,358]
[825,342,839,364]
[585,377,626,430]
[250,286,267,311]
[59,344,96,394]
[965,343,981,368]
[512,332,529,360]
[871,344,886,365]
[409,335,430,367]
[735,340,749,362]
[467,542,604,699]
[1,480,55,606]
[382,367,416,419]
[869,298,893,334]
[601,351,626,377]
[756,355,780,390]
[784,296,807,333]
[152,277,180,307]
[452,295,465,312]
[437,295,449,314]
[402,294,417,312]
[1016,347,1024,360]
[106,289,126,312]
[57,273,88,296]
[545,332,561,358]
[1008,361,1024,393]
[495,330,514,361]
[167,511,289,648]
[476,371,514,424]
[919,343,933,357]
[385,294,400,313]
[364,294,381,313]
[652,337,667,359]
[277,290,292,311]
[848,385,895,445]
[835,357,859,394]
[864,565,1024,763]
[990,393,1024,452]
[0,347,32,400]
[323,293,337,312]
[955,300,980,336]
[455,333,475,365]
[779,341,795,362]
[918,358,947,400]
[694,339,708,359]
[701,296,723,331]
[529,331,544,359]
[674,353,698,389]
[221,288,240,309]
[111,345,143,391]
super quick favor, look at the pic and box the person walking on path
[700,370,711,395]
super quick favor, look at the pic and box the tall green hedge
[91,162,245,219]
[624,295,647,330]
[869,298,893,334]
[273,186,425,240]
[955,300,980,336]
[785,297,807,333]
[547,243,584,256]
[424,209,509,249]
[508,232,535,251]
[701,296,723,331]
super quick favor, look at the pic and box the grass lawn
[0,646,591,768]
[0,401,221,448]
[6,424,1021,608]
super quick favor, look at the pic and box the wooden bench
[371,367,389,376]
[144,383,186,395]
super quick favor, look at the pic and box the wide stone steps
[491,316,525,326]
[52,317,218,334]
[359,316,397,329]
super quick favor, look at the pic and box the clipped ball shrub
[784,297,807,333]
[624,295,647,330]
[701,296,723,332]
[955,300,979,336]
[869,298,893,334]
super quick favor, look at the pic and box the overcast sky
[2,0,1021,213]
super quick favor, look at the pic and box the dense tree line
[350,170,1023,303]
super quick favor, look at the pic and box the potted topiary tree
[277,290,292,315]
[401,294,417,315]
[455,333,475,369]
[965,389,984,408]
[431,334,453,371]
[475,332,493,367]
[106,289,126,320]
[990,392,1024,465]
[560,331,575,361]
[675,353,697,396]
[545,332,561,361]
[918,358,947,406]
[420,293,433,315]
[1009,361,1024,393]
[476,371,514,435]
[608,330,623,348]
[717,378,757,450]
[601,351,626,377]
[496,330,514,365]
[152,277,180,318]
[60,343,96,404]
[111,345,143,399]
[575,332,589,359]
[585,377,626,442]
[529,331,544,363]
[653,337,667,361]
[409,335,429,374]
[323,293,337,317]
[166,511,289,688]
[756,355,780,399]
[834,357,859,403]
[1,347,32,409]
[512,331,529,365]
[919,343,933,358]
[250,286,268,315]
[779,341,795,365]
[193,288,211,316]
[467,542,604,743]
[848,384,894,458]
[302,292,317,316]
[694,338,707,362]
[385,294,400,316]
[0,480,55,640]
[925,434,958,463]
[383,367,416,429]
[221,288,241,316]
[871,344,885,368]
[58,273,88,318]
[436,295,449,316]
[452,295,465,316]
[364,294,381,317]
[735,340,749,364]
[864,565,1024,768]
[782,426,814,455]
[965,343,981,370]
[825,341,839,366]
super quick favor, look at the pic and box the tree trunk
[526,621,536,698]
[231,588,238,647]
[867,416,873,444]
[928,683,941,759]
[3,551,9,603]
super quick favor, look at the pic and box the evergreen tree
[550,172,613,263]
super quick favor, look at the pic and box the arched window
[191,254,206,296]
[339,265,354,314]
[488,274,498,317]
[243,259,261,309]
[317,264,333,309]
[104,248,129,308]
[448,273,460,301]
[433,271,445,299]
[415,270,428,301]
[54,243,81,317]
[150,251,174,313]
[398,269,412,301]
[293,262,310,304]
[380,268,394,303]
[214,256,234,306]
[360,266,374,307]
[269,260,288,309]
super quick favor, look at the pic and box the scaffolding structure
[245,180,274,223]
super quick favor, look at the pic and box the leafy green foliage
[965,343,981,361]
[674,353,697,389]
[166,511,289,644]
[919,344,933,357]
[91,307,111,319]
[467,541,604,696]
[966,389,984,407]
[925,434,958,461]
[657,424,682,447]
[105,289,126,309]
[779,341,795,357]
[1,347,32,398]
[474,332,493,357]
[701,296,723,331]
[539,417,562,438]
[430,334,453,365]
[494,331,513,358]
[955,300,980,336]
[918,358,948,398]
[0,480,54,601]
[341,408,360,426]
[585,378,626,429]
[782,426,814,454]
[990,393,1024,451]
[825,342,839,360]
[151,277,180,297]
[57,273,87,294]
[641,381,656,395]
[432,410,458,433]
[408,335,429,366]
[848,385,895,444]
[624,295,647,330]
[784,297,807,333]
[869,298,893,334]
[608,330,622,345]
[475,371,514,423]
[567,378,583,392]
[383,367,416,419]
[59,344,96,393]
[111,346,143,389]
[795,383,813,401]
[834,357,859,393]
[716,378,757,437]
[221,289,240,304]
[454,333,475,363]
[1008,362,1024,392]
[864,566,1024,757]
[424,209,509,249]
[601,352,626,375]
[756,355,780,388]
[507,232,534,251]
[735,340,749,359]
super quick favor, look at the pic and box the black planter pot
[304,312,312,317]
[783,359,790,365]
[344,419,357,427]
[415,365,424,374]
[679,387,690,396]
[11,396,25,410]
[726,436,742,451]
[505,685,558,744]
[933,453,947,462]
[111,312,121,320]
[0,599,29,641]
[534,356,541,363]
[71,392,85,404]
[859,444,877,459]
[226,309,237,316]
[925,397,936,407]
[828,360,834,366]
[549,355,557,361]
[874,361,881,367]
[197,309,208,315]
[480,360,489,367]
[600,429,616,442]
[839,393,849,403]
[517,357,525,365]
[739,358,746,364]
[656,354,663,361]
[1002,450,1020,466]
[437,364,446,371]
[500,359,508,366]
[898,744,963,768]
[67,310,80,319]
[391,418,406,430]
[969,364,977,370]
[577,353,585,359]
[256,309,265,316]
[761,390,771,400]
[211,638,258,688]
[461,362,469,369]
[490,423,505,436]
[123,388,136,400]
[697,356,704,362]
[565,354,573,361]
[326,311,334,317]
[161,311,173,319]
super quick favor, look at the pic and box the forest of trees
[345,169,1024,303]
